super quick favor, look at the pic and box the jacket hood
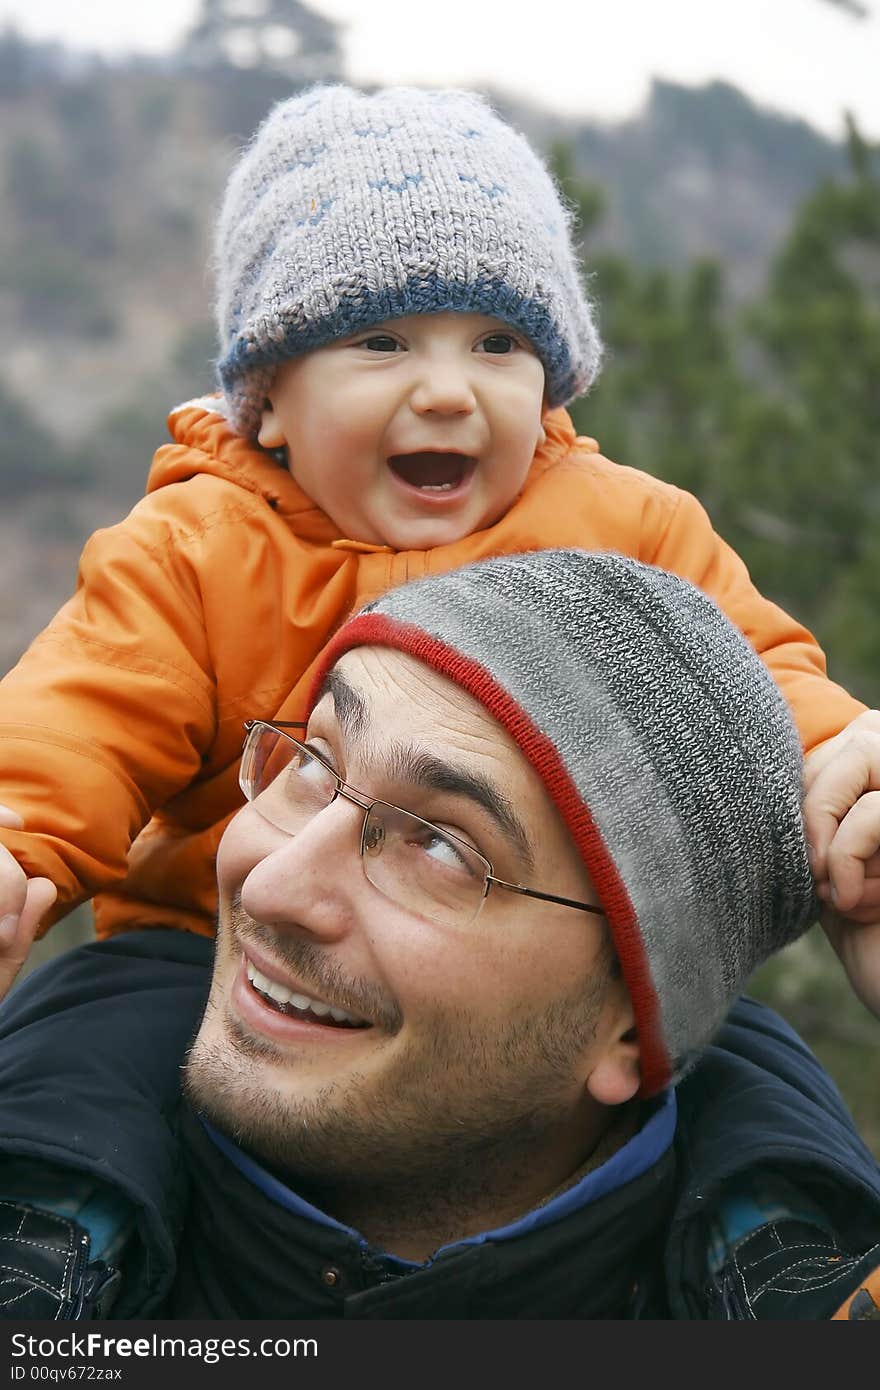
[146,396,313,515]
[145,395,584,547]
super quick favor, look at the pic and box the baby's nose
[409,362,476,414]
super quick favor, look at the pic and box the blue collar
[202,1089,676,1270]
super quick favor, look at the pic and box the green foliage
[555,121,880,708]
[547,140,604,240]
[743,129,880,698]
[750,928,880,1157]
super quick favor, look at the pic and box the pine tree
[181,0,343,82]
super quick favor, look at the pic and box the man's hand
[0,806,57,1002]
[803,710,880,1017]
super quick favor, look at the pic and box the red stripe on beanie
[309,613,672,1096]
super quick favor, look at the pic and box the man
[1,550,879,1319]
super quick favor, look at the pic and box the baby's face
[258,312,547,550]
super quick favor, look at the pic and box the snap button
[321,1265,341,1288]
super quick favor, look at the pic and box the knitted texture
[215,84,601,437]
[309,550,817,1096]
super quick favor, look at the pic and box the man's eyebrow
[324,669,369,741]
[387,743,536,874]
[321,669,535,871]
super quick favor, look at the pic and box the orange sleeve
[0,506,218,924]
[646,486,867,752]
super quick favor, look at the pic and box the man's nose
[239,797,366,941]
[408,357,477,416]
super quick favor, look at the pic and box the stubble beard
[183,898,612,1239]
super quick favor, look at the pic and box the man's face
[257,311,547,550]
[186,648,635,1205]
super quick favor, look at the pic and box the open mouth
[246,961,370,1030]
[387,452,476,493]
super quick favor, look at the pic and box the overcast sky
[3,0,879,140]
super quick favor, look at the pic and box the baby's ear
[257,398,286,451]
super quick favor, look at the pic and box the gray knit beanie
[308,550,817,1097]
[215,84,601,437]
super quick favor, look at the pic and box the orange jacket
[0,400,865,941]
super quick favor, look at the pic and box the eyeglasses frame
[241,720,605,923]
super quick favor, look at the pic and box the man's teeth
[246,963,363,1025]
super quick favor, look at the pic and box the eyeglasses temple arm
[488,875,605,918]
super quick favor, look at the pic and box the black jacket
[168,1101,676,1318]
[0,930,878,1318]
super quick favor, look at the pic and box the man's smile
[224,914,402,1050]
[232,953,377,1047]
[245,958,369,1029]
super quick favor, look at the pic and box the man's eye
[291,747,336,787]
[478,333,518,355]
[409,826,482,880]
[422,830,468,868]
[360,335,402,352]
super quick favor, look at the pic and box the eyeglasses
[239,721,605,931]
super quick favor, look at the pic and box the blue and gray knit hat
[308,550,817,1096]
[215,84,601,438]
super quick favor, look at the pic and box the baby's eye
[360,335,403,353]
[477,333,518,355]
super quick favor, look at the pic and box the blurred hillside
[1,14,879,1152]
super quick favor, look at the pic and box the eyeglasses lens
[241,725,334,833]
[242,726,490,928]
[362,804,488,928]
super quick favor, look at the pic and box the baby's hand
[803,710,880,1017]
[0,805,57,1003]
